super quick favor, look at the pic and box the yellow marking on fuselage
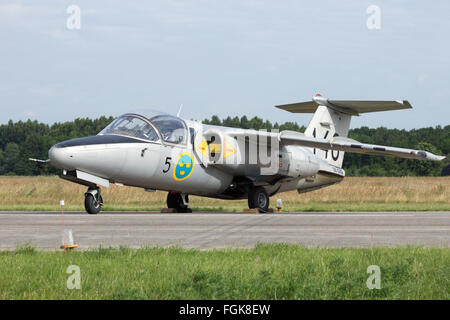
[223,139,236,158]
[195,139,236,159]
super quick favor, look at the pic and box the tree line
[0,115,448,176]
[0,117,114,176]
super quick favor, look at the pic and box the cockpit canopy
[99,112,187,144]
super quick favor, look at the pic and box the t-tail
[276,94,422,168]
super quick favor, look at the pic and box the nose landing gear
[84,187,103,214]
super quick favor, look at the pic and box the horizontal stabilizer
[276,96,412,116]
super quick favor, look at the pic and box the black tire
[84,193,102,214]
[248,187,269,212]
[167,193,188,211]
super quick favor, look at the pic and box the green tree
[0,148,3,173]
[406,142,443,176]
[240,116,249,129]
[0,114,447,177]
[248,116,264,130]
[3,143,20,175]
[209,115,221,126]
[442,164,450,176]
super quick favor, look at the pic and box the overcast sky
[0,0,449,129]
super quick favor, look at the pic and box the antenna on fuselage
[176,104,183,117]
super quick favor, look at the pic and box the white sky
[0,0,449,129]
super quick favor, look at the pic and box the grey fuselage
[48,113,343,200]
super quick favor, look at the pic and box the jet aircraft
[46,95,445,213]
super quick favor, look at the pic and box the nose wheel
[166,192,191,213]
[248,186,269,212]
[84,187,103,214]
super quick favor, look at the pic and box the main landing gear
[166,192,192,213]
[248,186,270,213]
[84,187,103,214]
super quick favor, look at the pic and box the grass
[0,176,449,212]
[2,177,447,300]
[0,244,448,299]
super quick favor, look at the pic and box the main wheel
[167,193,188,211]
[84,193,103,214]
[248,187,269,212]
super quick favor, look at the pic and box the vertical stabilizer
[304,104,351,168]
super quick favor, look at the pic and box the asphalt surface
[0,211,449,249]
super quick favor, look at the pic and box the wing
[280,131,445,161]
[194,128,445,169]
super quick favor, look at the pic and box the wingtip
[403,100,413,109]
[416,151,446,161]
[428,154,446,161]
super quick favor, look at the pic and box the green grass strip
[1,244,448,299]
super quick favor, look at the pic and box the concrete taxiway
[0,211,448,249]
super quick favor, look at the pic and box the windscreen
[99,115,159,142]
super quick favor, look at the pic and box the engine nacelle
[281,146,320,178]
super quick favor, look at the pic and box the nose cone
[48,145,75,170]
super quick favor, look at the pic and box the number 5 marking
[163,157,172,173]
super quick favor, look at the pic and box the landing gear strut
[84,187,103,214]
[167,192,191,213]
[248,186,269,213]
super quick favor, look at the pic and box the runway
[0,211,449,249]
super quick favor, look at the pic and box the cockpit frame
[99,112,189,148]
